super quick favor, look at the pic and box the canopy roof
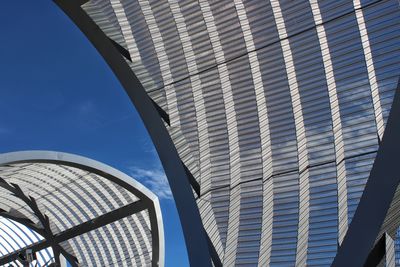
[0,151,164,267]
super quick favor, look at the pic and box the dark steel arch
[52,1,212,266]
[332,79,400,267]
[0,150,164,267]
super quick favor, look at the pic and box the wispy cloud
[77,100,96,114]
[129,166,172,200]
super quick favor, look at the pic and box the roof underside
[0,159,159,267]
[0,217,54,266]
[76,0,400,265]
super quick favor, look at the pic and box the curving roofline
[0,150,164,267]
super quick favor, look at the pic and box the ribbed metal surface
[81,0,400,265]
[0,159,159,267]
[387,233,396,267]
[0,217,54,267]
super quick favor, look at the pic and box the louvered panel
[178,0,217,72]
[363,0,400,132]
[118,0,165,91]
[241,0,279,50]
[196,7,244,264]
[199,68,230,191]
[106,0,162,94]
[135,211,153,256]
[325,12,379,161]
[59,212,152,267]
[6,165,133,234]
[210,188,231,251]
[0,190,42,226]
[87,0,164,102]
[379,184,400,241]
[359,0,381,7]
[226,56,262,186]
[296,170,310,266]
[147,0,190,84]
[206,4,266,258]
[318,0,355,23]
[39,179,124,265]
[195,67,231,253]
[289,28,335,168]
[168,1,213,194]
[386,233,396,267]
[258,177,273,266]
[167,126,200,185]
[169,79,199,163]
[343,153,376,224]
[23,182,83,229]
[83,0,127,48]
[257,42,298,174]
[197,188,228,258]
[87,177,147,261]
[208,0,248,63]
[223,186,241,266]
[269,172,299,266]
[302,164,338,266]
[278,1,314,37]
[231,180,263,266]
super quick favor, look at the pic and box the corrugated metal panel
[80,0,400,264]
[0,163,155,267]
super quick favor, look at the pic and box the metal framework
[0,151,164,267]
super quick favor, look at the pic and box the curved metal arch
[332,79,400,266]
[0,150,165,267]
[53,0,213,266]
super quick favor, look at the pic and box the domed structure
[0,151,164,267]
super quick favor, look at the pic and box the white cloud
[129,166,172,200]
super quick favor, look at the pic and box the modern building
[32,0,400,266]
[0,151,164,266]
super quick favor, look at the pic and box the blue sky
[0,1,188,266]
